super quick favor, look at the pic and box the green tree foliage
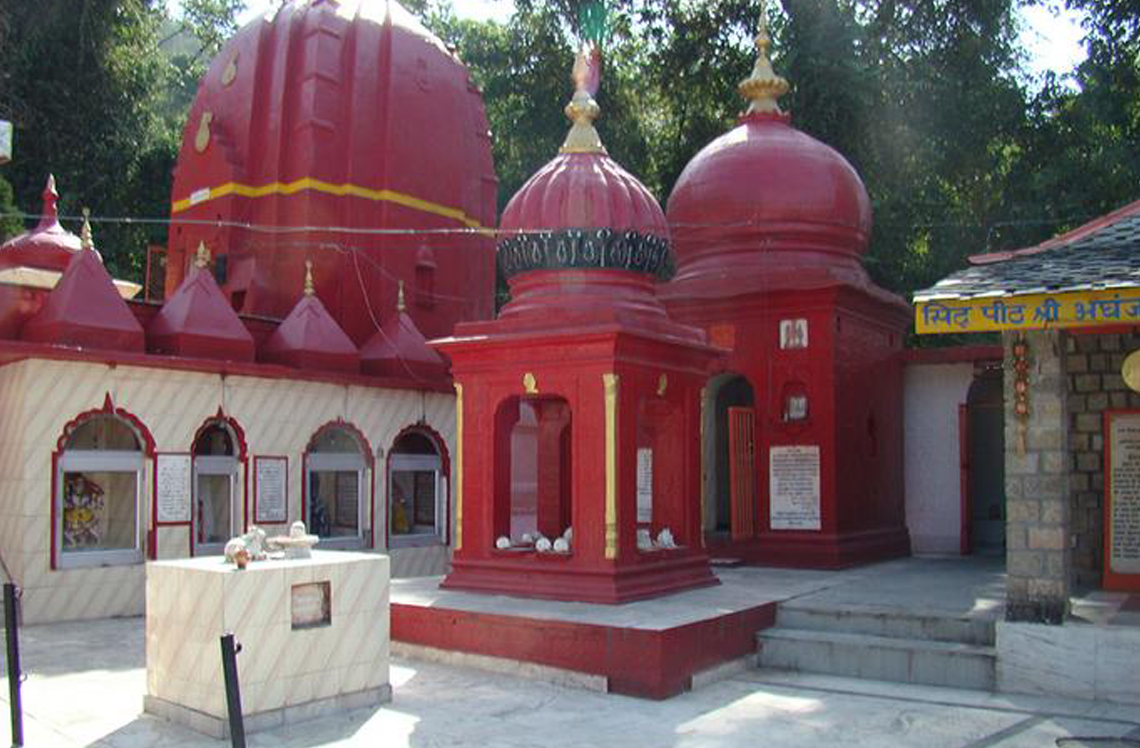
[0,0,244,281]
[2,0,1138,306]
[0,176,22,243]
[0,1,175,279]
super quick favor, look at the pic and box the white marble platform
[997,620,1140,706]
[144,550,390,737]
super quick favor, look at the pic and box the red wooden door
[728,406,757,540]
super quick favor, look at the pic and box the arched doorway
[192,420,242,554]
[388,429,447,546]
[495,395,573,545]
[703,373,756,538]
[966,368,1005,554]
[305,423,370,548]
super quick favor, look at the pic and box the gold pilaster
[603,372,619,559]
[453,382,464,551]
[699,385,708,548]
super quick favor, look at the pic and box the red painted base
[391,598,775,699]
[441,551,720,604]
[707,526,911,569]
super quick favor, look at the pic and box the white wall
[903,362,974,554]
[0,358,455,623]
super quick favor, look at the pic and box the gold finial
[523,372,538,394]
[560,47,605,154]
[80,208,94,252]
[194,241,211,269]
[739,0,789,115]
[397,280,406,313]
[304,260,315,296]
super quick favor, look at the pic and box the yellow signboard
[915,287,1140,334]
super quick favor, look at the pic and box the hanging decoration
[1012,335,1030,456]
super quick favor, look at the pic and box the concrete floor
[0,556,1136,747]
[391,556,1010,631]
[1,617,1138,747]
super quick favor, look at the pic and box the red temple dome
[166,0,497,347]
[498,61,670,280]
[260,262,360,374]
[492,50,695,340]
[664,16,873,299]
[148,242,255,361]
[0,175,89,272]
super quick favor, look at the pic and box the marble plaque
[291,581,331,629]
[770,445,821,530]
[636,448,653,523]
[254,456,287,524]
[1108,412,1140,574]
[155,454,192,524]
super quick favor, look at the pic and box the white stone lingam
[269,521,320,559]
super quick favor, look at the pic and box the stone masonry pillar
[1003,329,1071,623]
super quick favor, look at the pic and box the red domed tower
[0,175,83,273]
[435,52,721,602]
[661,11,911,567]
[166,0,497,351]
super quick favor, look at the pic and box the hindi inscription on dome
[498,228,672,280]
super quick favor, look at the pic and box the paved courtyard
[1,616,1138,748]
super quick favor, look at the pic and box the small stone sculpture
[562,527,573,542]
[224,526,268,565]
[495,536,511,550]
[636,528,653,551]
[535,537,553,552]
[656,528,677,549]
[268,521,320,559]
[552,537,570,553]
[521,532,534,544]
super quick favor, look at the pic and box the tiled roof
[914,200,1140,302]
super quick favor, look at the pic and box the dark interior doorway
[967,368,1005,555]
[707,374,755,535]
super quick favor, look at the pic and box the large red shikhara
[166,0,497,347]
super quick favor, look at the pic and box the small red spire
[35,174,61,232]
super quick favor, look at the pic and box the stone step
[757,628,996,691]
[776,605,995,646]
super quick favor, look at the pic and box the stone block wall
[1004,330,1070,623]
[1065,331,1140,589]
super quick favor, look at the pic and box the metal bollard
[219,633,246,748]
[4,583,22,747]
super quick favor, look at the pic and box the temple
[435,50,721,602]
[0,0,1134,708]
[660,11,911,566]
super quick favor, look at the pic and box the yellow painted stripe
[171,177,486,229]
[916,287,1140,334]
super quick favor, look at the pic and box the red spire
[361,281,448,382]
[148,242,255,361]
[22,236,144,352]
[260,261,360,373]
[36,174,61,232]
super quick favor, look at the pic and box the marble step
[776,605,995,646]
[757,628,997,691]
